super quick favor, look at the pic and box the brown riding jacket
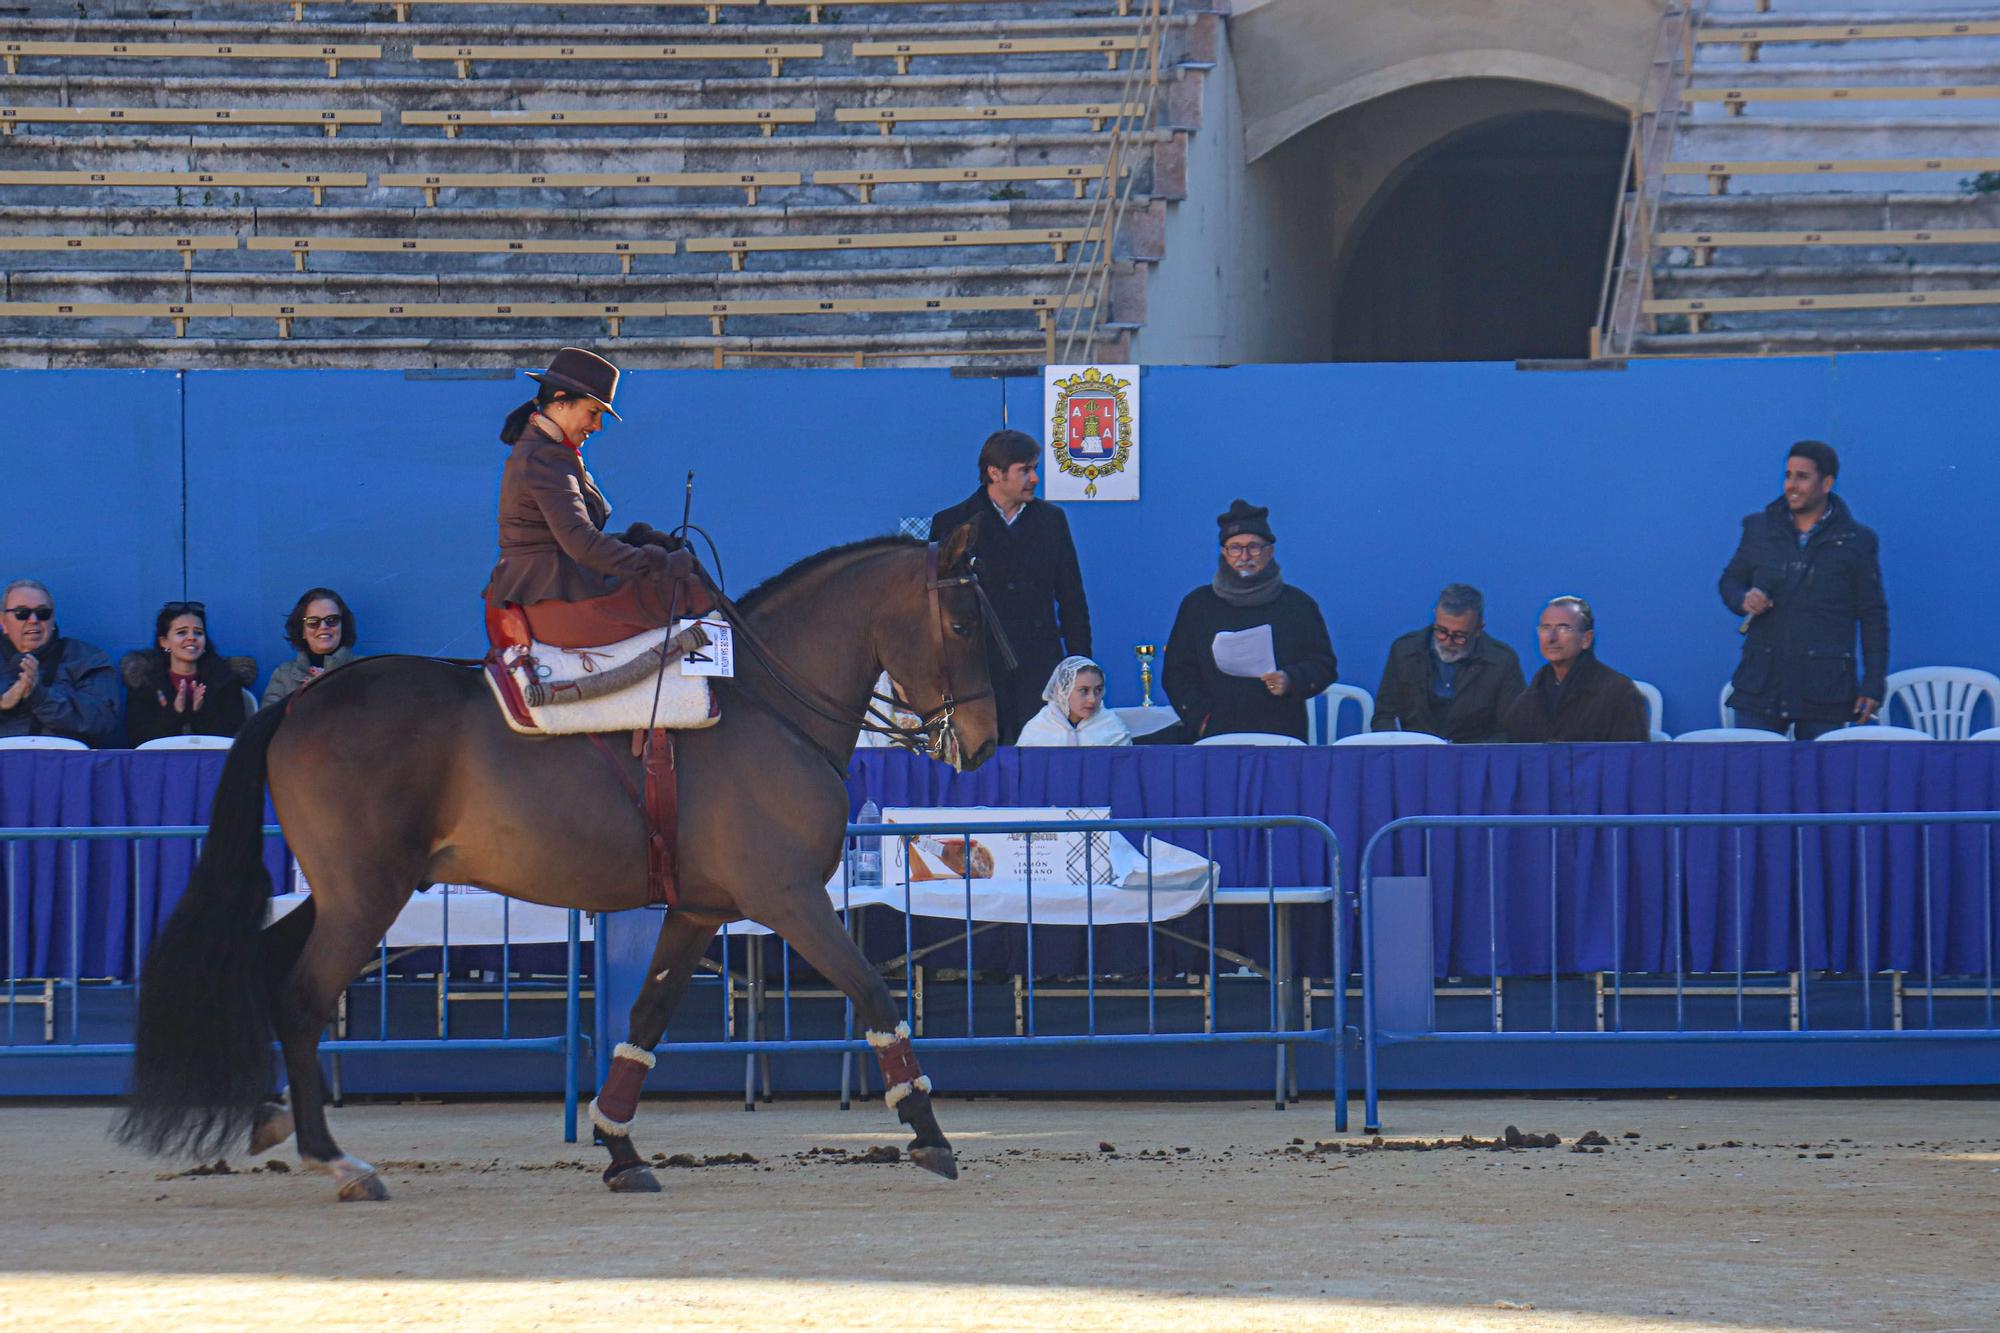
[483,430,667,608]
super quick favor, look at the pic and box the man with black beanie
[1162,500,1338,742]
[930,429,1092,743]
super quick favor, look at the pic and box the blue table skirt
[5,743,1999,983]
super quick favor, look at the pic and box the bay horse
[116,525,1000,1200]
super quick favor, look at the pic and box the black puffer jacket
[1718,494,1889,722]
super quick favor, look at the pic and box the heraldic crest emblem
[1047,366,1133,499]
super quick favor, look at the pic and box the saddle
[483,610,721,913]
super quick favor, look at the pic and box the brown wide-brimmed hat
[527,347,622,419]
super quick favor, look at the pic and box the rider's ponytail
[500,383,574,444]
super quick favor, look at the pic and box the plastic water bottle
[854,799,883,887]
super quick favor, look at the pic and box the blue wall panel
[15,353,1999,734]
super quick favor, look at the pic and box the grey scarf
[1212,555,1284,608]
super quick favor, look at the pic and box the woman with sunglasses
[122,601,256,746]
[264,588,359,706]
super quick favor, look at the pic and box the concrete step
[1650,258,2000,292]
[1655,186,2000,226]
[1634,326,2000,355]
[1671,115,2000,159]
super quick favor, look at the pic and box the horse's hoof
[908,1145,958,1181]
[603,1162,661,1193]
[336,1171,389,1203]
[249,1104,295,1156]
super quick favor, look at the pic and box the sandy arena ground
[0,1093,1995,1331]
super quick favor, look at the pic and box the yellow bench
[1665,156,2000,194]
[1683,85,2000,115]
[0,170,365,204]
[853,36,1143,75]
[0,41,379,78]
[374,0,742,22]
[1698,20,2000,62]
[402,108,814,139]
[0,107,380,138]
[685,224,1105,271]
[414,42,820,79]
[771,0,1132,20]
[381,170,798,205]
[1644,288,2000,334]
[248,235,680,274]
[815,162,1113,203]
[0,301,234,337]
[0,235,237,271]
[834,103,1144,135]
[1657,228,2000,266]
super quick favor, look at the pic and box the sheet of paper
[1210,624,1276,678]
[674,618,735,677]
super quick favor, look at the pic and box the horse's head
[880,521,1002,772]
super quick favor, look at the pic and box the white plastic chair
[1307,684,1375,744]
[1972,727,2000,742]
[243,687,262,716]
[1884,667,2000,740]
[0,735,87,751]
[1671,727,1786,743]
[1719,683,1737,729]
[1813,724,1932,742]
[135,735,234,751]
[1193,732,1306,747]
[1331,731,1445,747]
[1631,680,1669,742]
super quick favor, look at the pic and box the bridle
[707,541,1016,772]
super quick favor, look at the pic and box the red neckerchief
[530,411,581,455]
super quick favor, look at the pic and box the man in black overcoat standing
[930,429,1092,743]
[1719,440,1889,739]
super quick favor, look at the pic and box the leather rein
[702,541,1017,773]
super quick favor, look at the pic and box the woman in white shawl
[1016,655,1132,747]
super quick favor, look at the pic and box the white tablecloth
[268,887,589,947]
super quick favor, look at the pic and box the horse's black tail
[116,702,290,1159]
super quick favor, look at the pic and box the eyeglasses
[162,601,206,617]
[1223,541,1270,558]
[5,606,53,622]
[1431,625,1476,646]
[1539,623,1582,637]
[303,614,344,631]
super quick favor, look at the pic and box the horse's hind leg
[274,895,409,1202]
[762,898,957,1181]
[247,896,318,1157]
[595,911,718,1193]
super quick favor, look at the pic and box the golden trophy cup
[1134,643,1157,709]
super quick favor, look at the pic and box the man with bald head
[0,579,122,748]
[1501,596,1648,743]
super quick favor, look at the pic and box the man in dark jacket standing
[930,429,1091,743]
[1163,500,1337,742]
[1373,583,1526,743]
[1503,596,1649,743]
[1719,440,1889,739]
[0,578,122,748]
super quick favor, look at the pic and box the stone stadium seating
[0,0,1210,367]
[1624,0,2000,354]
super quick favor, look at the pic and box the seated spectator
[0,578,122,748]
[1502,596,1649,743]
[1373,583,1526,743]
[1018,656,1132,747]
[854,672,922,750]
[1164,500,1337,742]
[264,587,359,706]
[122,601,255,745]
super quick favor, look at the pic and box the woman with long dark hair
[122,601,255,745]
[263,587,359,706]
[483,347,697,650]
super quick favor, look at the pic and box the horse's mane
[734,534,924,613]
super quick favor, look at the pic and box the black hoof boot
[908,1143,959,1180]
[603,1161,662,1193]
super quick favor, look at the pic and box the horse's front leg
[763,896,957,1180]
[595,912,718,1192]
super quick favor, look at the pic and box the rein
[701,542,1013,769]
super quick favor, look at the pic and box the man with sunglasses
[0,579,122,748]
[1371,584,1526,743]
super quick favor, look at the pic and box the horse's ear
[939,520,975,572]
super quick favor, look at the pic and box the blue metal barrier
[1355,810,2000,1133]
[598,815,1349,1129]
[0,825,584,1141]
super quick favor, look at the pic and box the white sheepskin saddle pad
[488,626,717,736]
